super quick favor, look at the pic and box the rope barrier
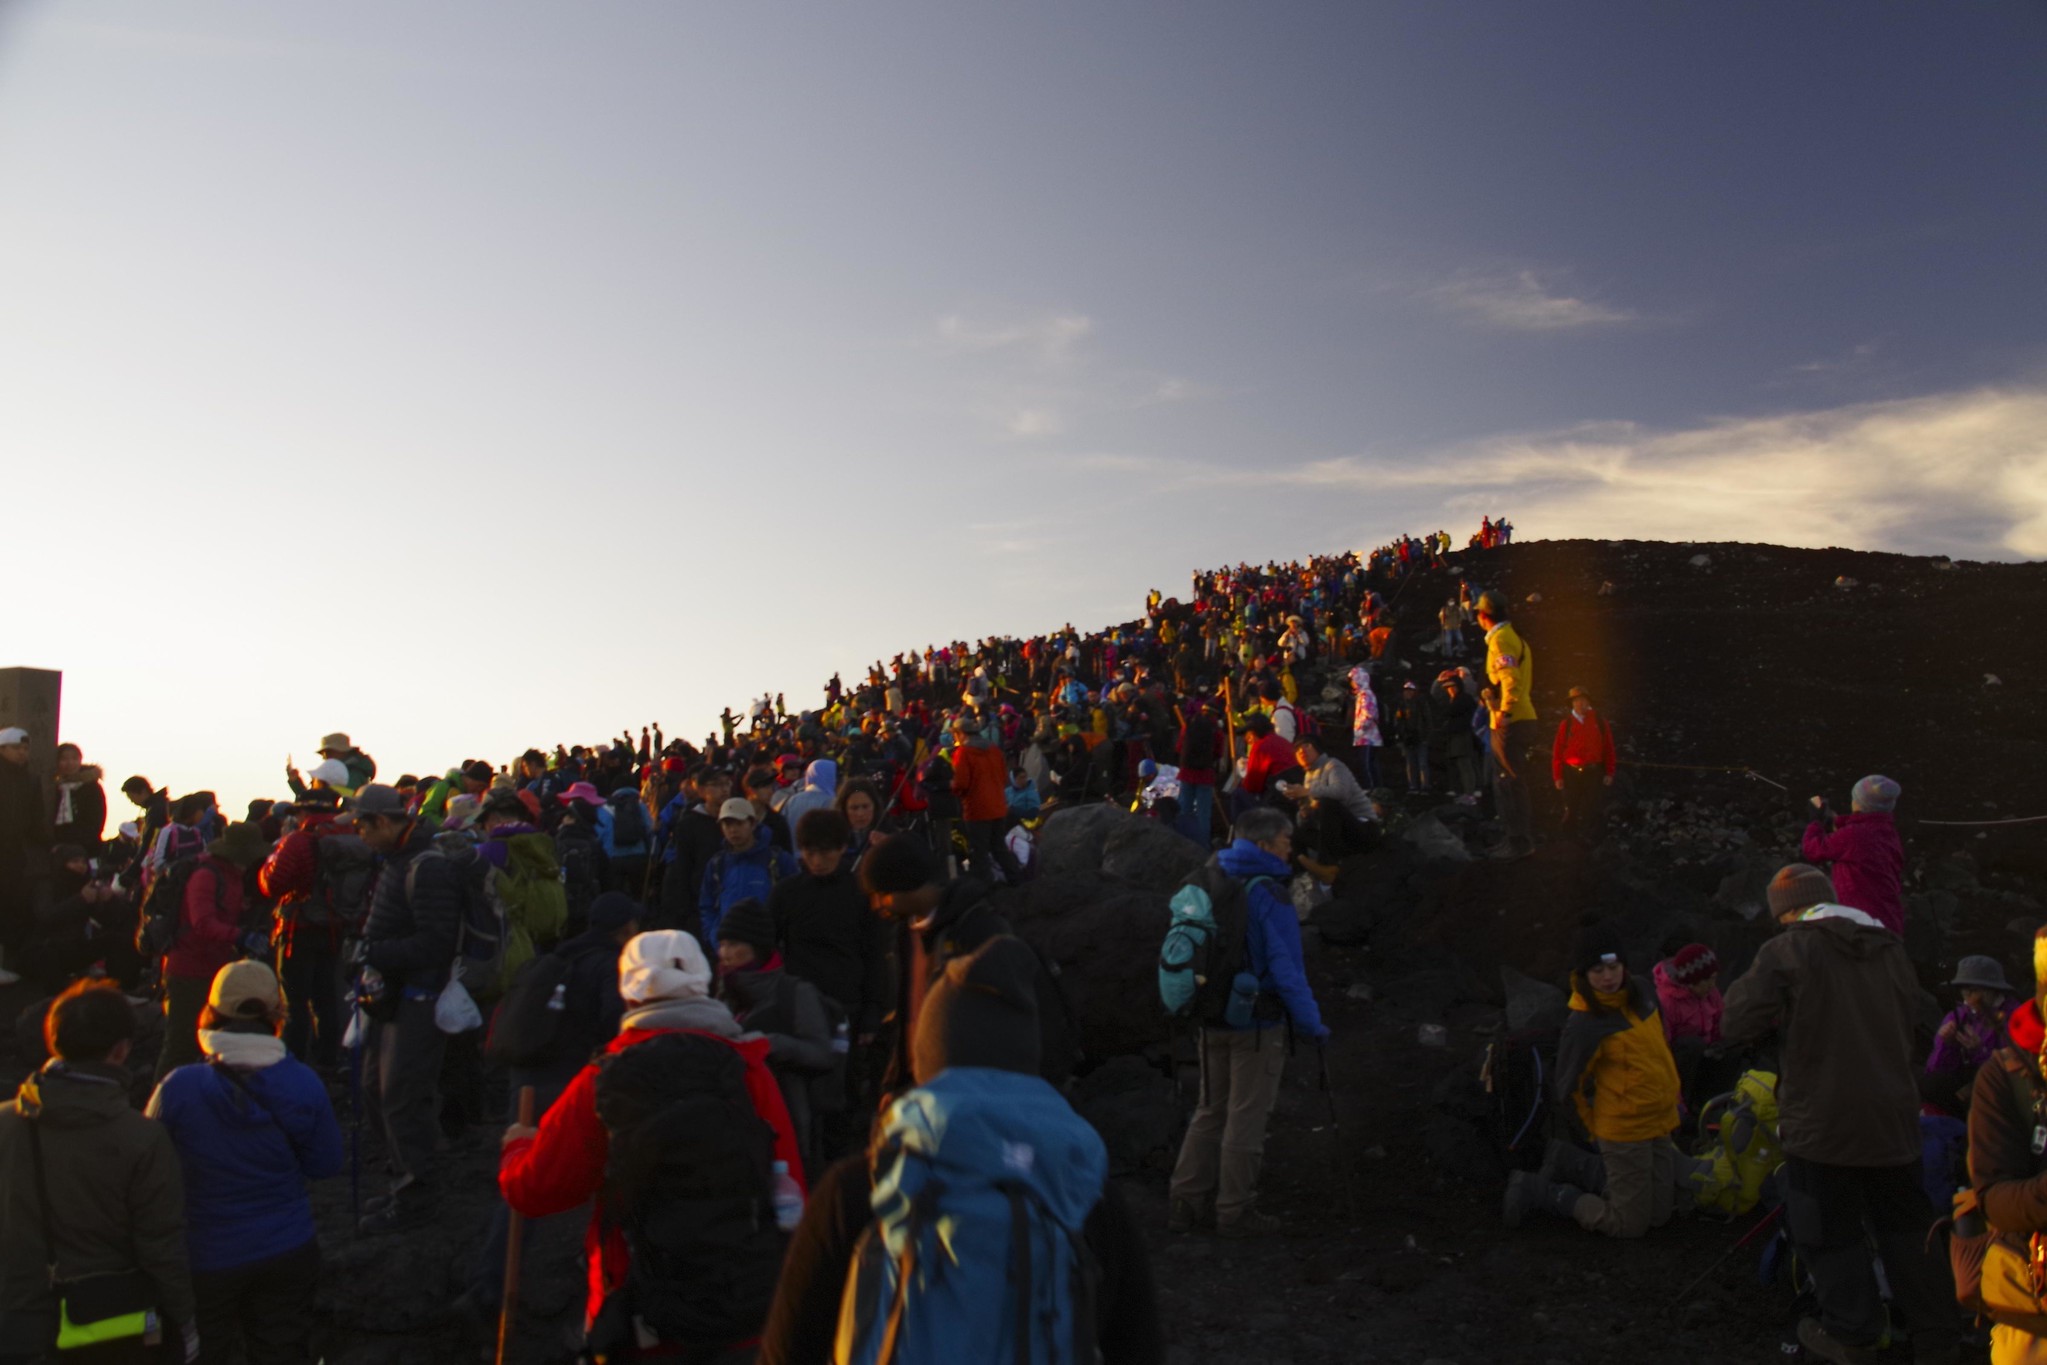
[1918,815,2047,828]
[1617,760,1788,792]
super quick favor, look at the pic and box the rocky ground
[7,537,2039,1363]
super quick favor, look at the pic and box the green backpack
[489,832,568,998]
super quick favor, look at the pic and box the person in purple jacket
[1801,774,1905,936]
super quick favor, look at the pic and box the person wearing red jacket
[498,929,804,1358]
[1551,687,1616,843]
[950,719,1019,883]
[1235,715,1301,822]
[155,821,270,1081]
[258,787,356,1069]
[1800,775,1906,936]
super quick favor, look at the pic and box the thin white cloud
[1005,408,1064,438]
[934,312,1094,363]
[1424,268,1637,333]
[1258,386,2047,560]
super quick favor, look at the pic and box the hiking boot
[1166,1199,1215,1235]
[1503,1171,1584,1228]
[357,1187,433,1237]
[1796,1317,1882,1365]
[1540,1139,1606,1194]
[1216,1208,1282,1239]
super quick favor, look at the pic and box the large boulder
[1072,1054,1183,1174]
[1036,802,1204,892]
[992,870,1173,1060]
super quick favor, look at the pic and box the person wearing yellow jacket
[1477,591,1539,859]
[1503,924,1681,1237]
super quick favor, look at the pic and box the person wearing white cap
[284,732,376,801]
[0,726,46,986]
[497,930,804,1355]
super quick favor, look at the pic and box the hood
[15,1060,132,1129]
[1837,811,1895,832]
[1791,902,1891,956]
[803,759,838,796]
[1216,839,1291,882]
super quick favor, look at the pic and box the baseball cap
[209,960,284,1020]
[718,797,758,822]
[0,727,26,746]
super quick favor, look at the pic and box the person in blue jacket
[146,959,344,1365]
[1166,805,1326,1240]
[699,797,798,950]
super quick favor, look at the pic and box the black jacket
[908,880,1077,1088]
[769,868,889,1035]
[756,1151,1161,1365]
[0,761,47,878]
[361,825,462,992]
[539,928,626,1069]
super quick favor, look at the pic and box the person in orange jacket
[498,929,804,1360]
[949,716,1019,883]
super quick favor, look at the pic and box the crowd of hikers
[0,516,2036,1364]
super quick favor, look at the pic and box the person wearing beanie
[1721,866,1958,1363]
[756,938,1163,1365]
[1504,925,1681,1239]
[714,898,835,1168]
[497,929,803,1351]
[859,832,1077,1095]
[1653,943,1727,1113]
[146,961,343,1365]
[1964,928,2047,1363]
[1800,775,1906,935]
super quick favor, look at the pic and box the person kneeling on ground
[1503,923,1681,1237]
[756,936,1162,1365]
[148,961,343,1365]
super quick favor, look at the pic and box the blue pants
[1178,783,1215,846]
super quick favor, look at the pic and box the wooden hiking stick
[497,1086,537,1365]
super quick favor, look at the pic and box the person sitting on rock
[1503,923,1681,1239]
[1800,775,1905,936]
[1276,736,1377,878]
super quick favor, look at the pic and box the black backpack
[137,856,217,959]
[303,833,375,931]
[484,951,575,1069]
[588,1032,787,1352]
[555,825,604,919]
[1480,1024,1560,1171]
[608,792,650,850]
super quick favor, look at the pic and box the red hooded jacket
[499,1024,805,1331]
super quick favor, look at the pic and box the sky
[1,0,2043,812]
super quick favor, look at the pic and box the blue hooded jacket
[779,759,839,841]
[698,828,799,948]
[1215,839,1326,1036]
[146,1049,345,1274]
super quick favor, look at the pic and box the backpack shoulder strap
[208,1059,280,1130]
[26,1116,60,1283]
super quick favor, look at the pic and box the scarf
[198,1030,287,1069]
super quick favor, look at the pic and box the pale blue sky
[2,1,2042,809]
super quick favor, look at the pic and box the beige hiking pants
[1571,1135,1677,1239]
[1169,1026,1288,1224]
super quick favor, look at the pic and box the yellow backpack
[1688,1070,1784,1217]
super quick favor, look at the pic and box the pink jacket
[1801,813,1905,936]
[1653,960,1722,1045]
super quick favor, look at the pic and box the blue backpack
[836,1067,1107,1365]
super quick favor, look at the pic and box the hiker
[51,743,106,855]
[778,759,837,840]
[352,783,462,1233]
[285,731,376,799]
[147,961,342,1365]
[0,727,47,987]
[497,929,804,1363]
[1166,806,1327,1237]
[1503,925,1681,1238]
[699,797,799,951]
[120,775,171,890]
[0,979,196,1363]
[594,785,652,900]
[1551,686,1615,842]
[858,833,1077,1092]
[1345,662,1383,787]
[1801,775,1906,936]
[770,808,888,1152]
[259,787,366,1071]
[655,766,732,937]
[1719,863,1958,1364]
[1438,597,1467,656]
[154,822,271,1082]
[951,717,1021,883]
[1176,700,1221,846]
[1477,591,1538,859]
[1653,943,1727,1111]
[1923,956,2012,1117]
[1434,671,1481,797]
[1234,715,1299,818]
[757,936,1163,1365]
[832,777,891,872]
[1279,736,1378,874]
[1393,680,1434,794]
[1962,928,2047,1365]
[715,897,836,1171]
[1006,764,1043,818]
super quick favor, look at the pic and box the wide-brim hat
[557,781,605,806]
[1951,956,2014,994]
[207,822,271,869]
[318,732,352,754]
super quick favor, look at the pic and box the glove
[182,1321,200,1363]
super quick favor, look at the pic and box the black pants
[1557,764,1607,841]
[1490,720,1539,846]
[279,936,342,1070]
[155,974,209,1082]
[961,819,1019,882]
[1782,1154,1958,1350]
[192,1238,321,1365]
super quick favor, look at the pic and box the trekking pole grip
[497,1086,537,1365]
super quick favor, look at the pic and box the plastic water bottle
[771,1161,804,1231]
[1224,971,1260,1029]
[546,984,568,1012]
[831,1020,851,1055]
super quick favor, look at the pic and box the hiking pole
[496,1085,537,1365]
[1316,1042,1360,1222]
[1670,1202,1783,1308]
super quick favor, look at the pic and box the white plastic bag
[434,976,483,1034]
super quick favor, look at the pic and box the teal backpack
[1157,861,1267,1023]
